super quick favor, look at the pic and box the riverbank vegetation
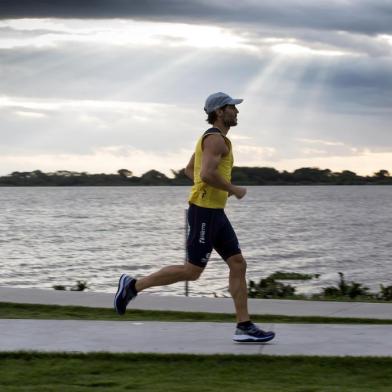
[248,272,392,301]
[1,167,391,186]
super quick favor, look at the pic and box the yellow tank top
[188,127,233,209]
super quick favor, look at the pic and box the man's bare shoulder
[202,133,228,155]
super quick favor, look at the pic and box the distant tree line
[0,167,391,186]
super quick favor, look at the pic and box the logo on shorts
[199,222,206,244]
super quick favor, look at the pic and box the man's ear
[215,108,224,118]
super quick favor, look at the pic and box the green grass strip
[1,302,392,324]
[1,352,392,391]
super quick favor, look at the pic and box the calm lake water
[0,186,391,297]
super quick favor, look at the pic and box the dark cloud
[1,0,392,35]
[300,58,392,109]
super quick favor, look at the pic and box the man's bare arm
[185,153,195,181]
[200,135,246,199]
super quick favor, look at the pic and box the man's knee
[227,254,247,274]
[184,262,204,281]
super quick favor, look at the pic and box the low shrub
[248,275,296,299]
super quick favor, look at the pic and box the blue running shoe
[114,274,137,315]
[233,322,275,343]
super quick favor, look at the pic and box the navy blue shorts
[187,203,241,268]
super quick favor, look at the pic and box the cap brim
[228,98,243,105]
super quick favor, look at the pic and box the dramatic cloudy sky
[1,0,391,176]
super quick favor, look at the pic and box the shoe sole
[114,274,127,315]
[233,333,275,343]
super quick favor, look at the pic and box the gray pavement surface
[1,319,392,356]
[1,286,392,319]
[2,286,392,356]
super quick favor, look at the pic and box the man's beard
[223,117,237,127]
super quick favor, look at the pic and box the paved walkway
[1,286,392,319]
[1,319,392,356]
[1,287,392,356]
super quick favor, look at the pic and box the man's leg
[226,253,250,323]
[114,262,203,315]
[227,253,276,342]
[135,262,203,292]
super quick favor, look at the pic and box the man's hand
[229,186,247,199]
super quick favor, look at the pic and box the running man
[115,92,275,343]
